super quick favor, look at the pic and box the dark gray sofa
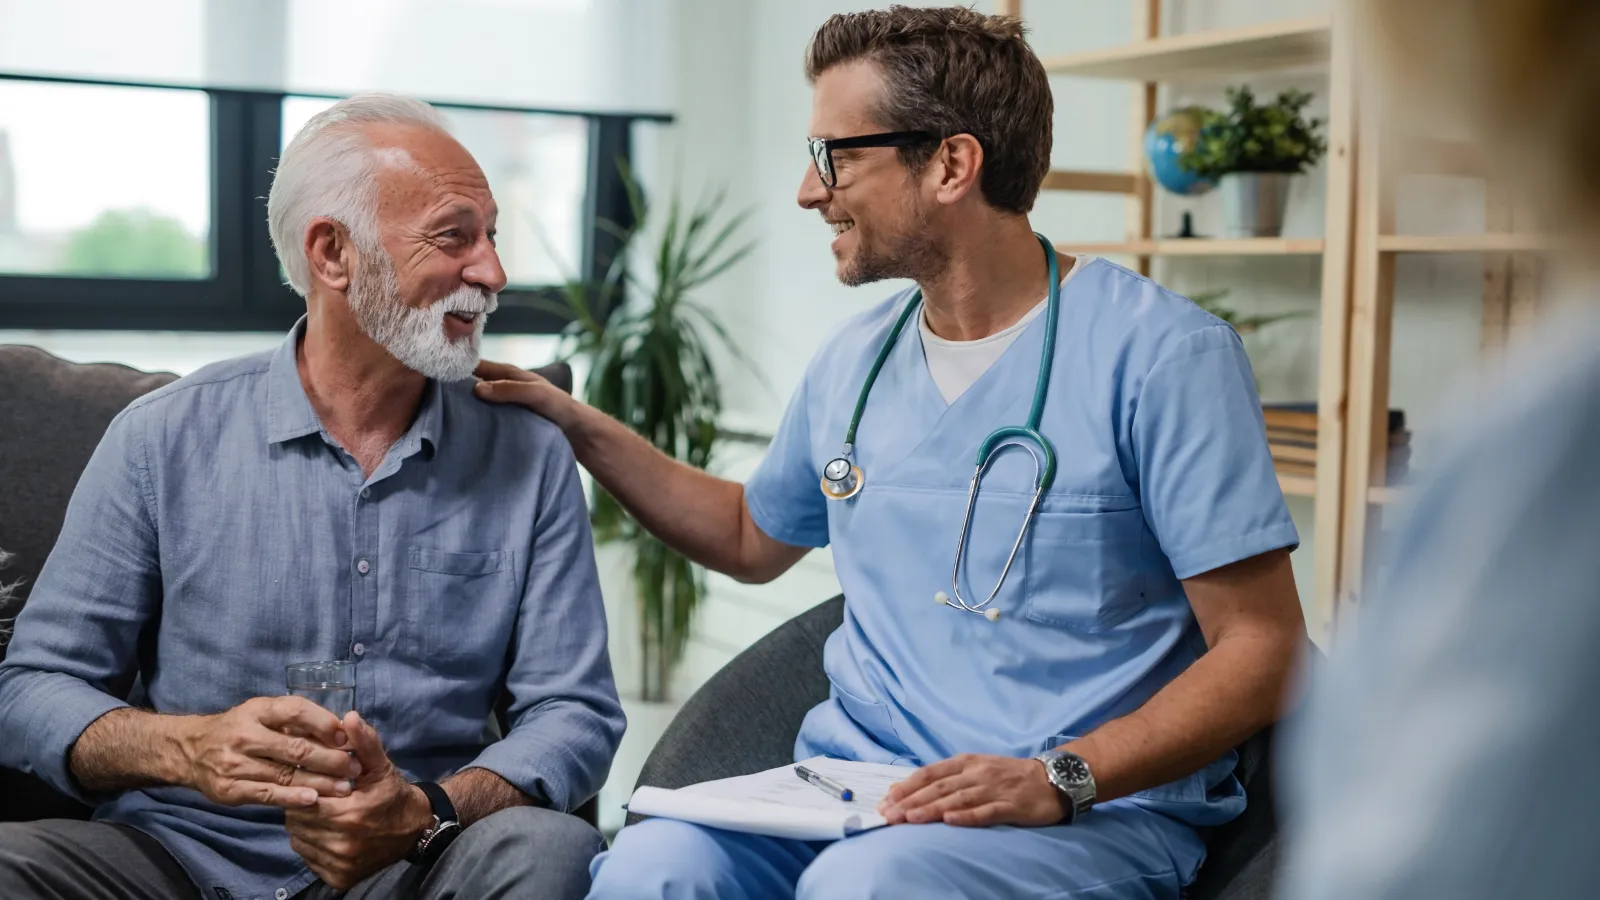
[0,343,594,826]
[635,596,1284,900]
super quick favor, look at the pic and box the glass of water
[285,660,356,720]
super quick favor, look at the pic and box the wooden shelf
[1394,137,1483,178]
[1367,484,1408,506]
[1042,169,1141,195]
[1056,238,1325,257]
[1379,233,1561,254]
[1278,472,1317,498]
[1041,15,1331,82]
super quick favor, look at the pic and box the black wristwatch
[406,781,462,865]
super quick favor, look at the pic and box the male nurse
[475,7,1305,899]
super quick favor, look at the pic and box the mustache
[439,287,499,316]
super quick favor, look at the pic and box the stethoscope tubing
[822,233,1063,621]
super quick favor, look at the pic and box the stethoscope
[820,233,1060,622]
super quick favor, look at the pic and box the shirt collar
[265,317,323,445]
[265,316,443,461]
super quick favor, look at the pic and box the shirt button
[352,642,366,657]
[361,487,371,499]
[356,559,371,575]
[276,890,288,900]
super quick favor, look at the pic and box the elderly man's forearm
[443,767,534,827]
[71,708,196,793]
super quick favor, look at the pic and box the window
[281,98,590,288]
[0,73,663,334]
[0,80,211,279]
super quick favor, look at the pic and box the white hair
[267,93,452,297]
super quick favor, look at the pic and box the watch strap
[407,781,461,865]
[414,780,457,825]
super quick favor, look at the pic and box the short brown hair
[804,5,1053,215]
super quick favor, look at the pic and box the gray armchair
[634,596,1283,900]
[0,344,593,826]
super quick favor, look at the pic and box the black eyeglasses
[807,131,936,188]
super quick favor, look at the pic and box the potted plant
[542,167,757,703]
[1179,86,1327,238]
[1189,287,1312,392]
[1189,287,1310,335]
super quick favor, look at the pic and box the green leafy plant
[541,166,758,702]
[1179,86,1327,181]
[1190,288,1311,393]
[1190,287,1310,335]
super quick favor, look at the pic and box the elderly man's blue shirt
[0,321,624,900]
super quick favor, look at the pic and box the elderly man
[0,93,624,900]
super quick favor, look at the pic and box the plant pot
[1219,172,1293,238]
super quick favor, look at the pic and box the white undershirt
[918,256,1087,404]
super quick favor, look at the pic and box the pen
[794,765,854,802]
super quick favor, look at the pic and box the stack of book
[1262,402,1411,482]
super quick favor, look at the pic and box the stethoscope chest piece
[820,455,864,501]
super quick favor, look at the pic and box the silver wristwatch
[1034,750,1096,823]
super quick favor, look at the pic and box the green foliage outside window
[60,208,206,278]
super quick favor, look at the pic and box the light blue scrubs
[589,258,1299,900]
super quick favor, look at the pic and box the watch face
[419,820,462,863]
[1053,755,1092,787]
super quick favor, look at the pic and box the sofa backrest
[0,346,179,621]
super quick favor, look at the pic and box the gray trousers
[0,807,604,900]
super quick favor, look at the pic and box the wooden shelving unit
[1379,234,1564,254]
[1278,472,1318,499]
[1011,3,1573,641]
[1013,1,1358,641]
[1056,238,1325,257]
[1040,15,1332,81]
[1366,484,1407,506]
[1335,90,1564,625]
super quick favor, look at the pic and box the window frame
[0,72,665,334]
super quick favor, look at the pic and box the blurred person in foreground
[1278,2,1600,898]
[0,94,623,900]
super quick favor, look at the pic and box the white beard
[347,251,499,382]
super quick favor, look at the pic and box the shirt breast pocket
[406,547,517,669]
[1022,505,1149,632]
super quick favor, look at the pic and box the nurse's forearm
[1063,551,1303,804]
[1061,639,1286,803]
[564,403,806,583]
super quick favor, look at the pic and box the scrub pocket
[1022,506,1149,632]
[406,547,516,669]
[831,678,905,754]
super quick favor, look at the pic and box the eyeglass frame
[807,131,937,189]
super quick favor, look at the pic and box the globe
[1144,107,1216,197]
